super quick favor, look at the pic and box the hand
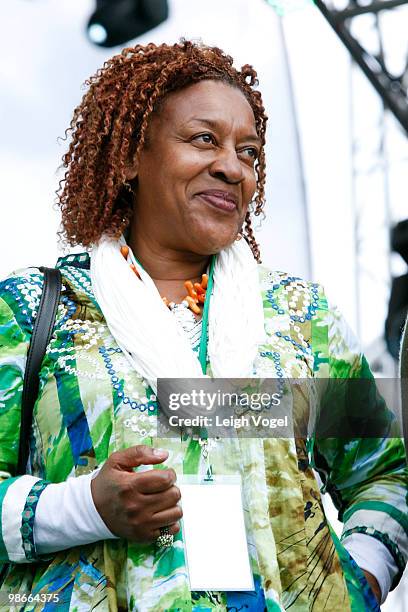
[362,569,381,604]
[91,445,182,543]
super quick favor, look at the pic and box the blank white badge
[179,475,254,592]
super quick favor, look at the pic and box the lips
[196,190,238,212]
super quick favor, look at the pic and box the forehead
[157,80,257,130]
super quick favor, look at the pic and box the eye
[239,147,259,164]
[242,147,259,160]
[192,133,216,145]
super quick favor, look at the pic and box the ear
[124,154,139,181]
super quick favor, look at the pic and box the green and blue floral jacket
[0,252,406,611]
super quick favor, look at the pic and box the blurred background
[1,0,407,607]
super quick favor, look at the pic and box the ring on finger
[155,526,174,549]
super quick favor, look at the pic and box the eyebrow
[185,117,261,145]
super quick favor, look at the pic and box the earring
[235,232,243,241]
[123,181,135,195]
[247,201,255,214]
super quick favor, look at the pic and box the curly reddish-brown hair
[57,40,268,261]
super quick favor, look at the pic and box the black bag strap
[400,317,408,465]
[17,267,62,476]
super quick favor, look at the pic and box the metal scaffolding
[313,2,408,376]
[315,1,408,134]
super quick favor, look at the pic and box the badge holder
[178,474,255,592]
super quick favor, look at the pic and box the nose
[208,146,244,185]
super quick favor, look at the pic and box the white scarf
[90,236,266,393]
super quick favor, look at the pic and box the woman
[0,41,406,611]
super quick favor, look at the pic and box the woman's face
[129,79,261,255]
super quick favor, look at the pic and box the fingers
[142,484,181,512]
[95,446,185,544]
[109,445,169,471]
[136,468,177,494]
[150,504,183,529]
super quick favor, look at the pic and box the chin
[186,211,244,251]
[193,236,238,255]
[190,222,240,253]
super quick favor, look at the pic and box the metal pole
[314,0,408,134]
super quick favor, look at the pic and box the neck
[128,231,210,282]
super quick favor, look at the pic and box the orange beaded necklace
[120,245,208,315]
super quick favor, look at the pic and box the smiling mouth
[196,192,238,212]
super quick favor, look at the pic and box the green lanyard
[198,255,215,374]
[130,249,216,476]
[196,255,216,481]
